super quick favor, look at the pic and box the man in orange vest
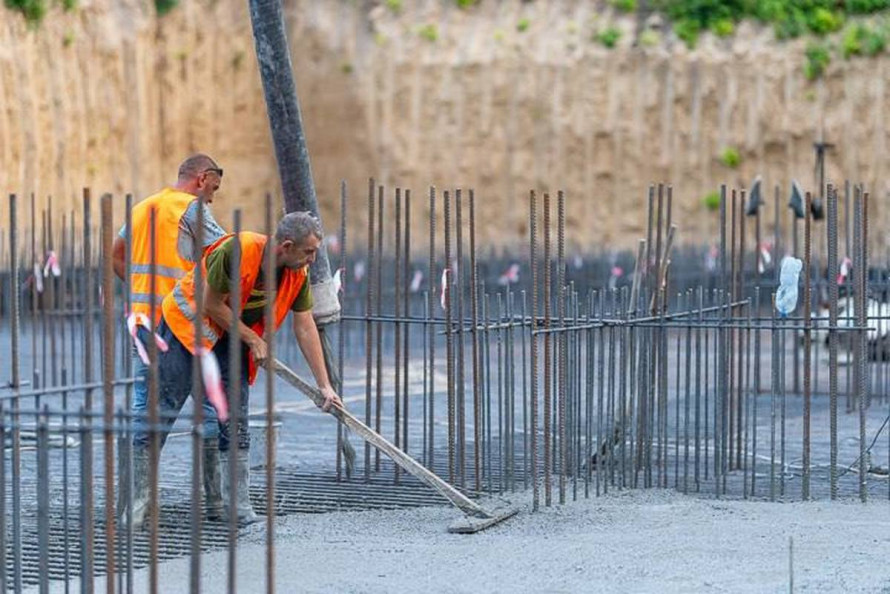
[112,154,227,527]
[132,211,342,525]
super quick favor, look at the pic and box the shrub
[596,26,622,48]
[155,0,177,16]
[609,0,637,13]
[517,18,530,33]
[842,22,886,57]
[720,147,741,168]
[703,192,721,212]
[807,7,843,35]
[712,18,734,37]
[674,19,701,48]
[455,0,477,8]
[417,23,438,42]
[5,0,46,24]
[804,42,831,80]
[385,0,402,14]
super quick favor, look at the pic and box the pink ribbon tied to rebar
[196,346,229,423]
[838,257,853,285]
[127,312,169,365]
[43,251,61,278]
[440,268,449,311]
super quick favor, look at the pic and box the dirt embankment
[1,0,887,252]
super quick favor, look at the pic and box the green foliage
[5,0,47,25]
[804,42,831,80]
[673,18,701,48]
[417,23,438,42]
[808,7,843,35]
[657,0,876,43]
[712,18,734,37]
[340,61,354,74]
[455,0,477,8]
[703,192,721,212]
[846,0,890,14]
[719,147,741,168]
[517,18,530,33]
[62,30,74,47]
[842,22,887,57]
[385,0,402,14]
[609,0,637,13]
[155,0,177,16]
[596,26,622,48]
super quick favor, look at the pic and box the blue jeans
[131,320,219,449]
[213,332,251,452]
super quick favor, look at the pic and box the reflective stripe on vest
[169,284,220,344]
[130,263,187,279]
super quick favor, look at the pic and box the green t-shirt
[205,237,313,327]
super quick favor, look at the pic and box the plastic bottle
[776,257,803,317]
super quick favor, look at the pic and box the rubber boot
[203,437,223,521]
[121,447,151,531]
[221,449,259,525]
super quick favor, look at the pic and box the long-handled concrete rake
[272,358,519,533]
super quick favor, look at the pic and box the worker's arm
[112,236,126,281]
[292,310,342,412]
[202,280,267,363]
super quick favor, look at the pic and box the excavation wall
[1,0,887,250]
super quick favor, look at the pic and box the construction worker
[112,154,227,527]
[132,211,342,524]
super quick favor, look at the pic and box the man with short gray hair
[136,211,342,525]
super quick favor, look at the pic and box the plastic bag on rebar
[776,257,803,317]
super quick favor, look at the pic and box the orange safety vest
[129,188,198,325]
[162,231,308,385]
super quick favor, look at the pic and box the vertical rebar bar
[364,179,375,481]
[543,192,552,506]
[375,185,384,472]
[337,181,346,481]
[428,186,436,471]
[228,210,243,594]
[557,190,566,504]
[444,190,455,483]
[470,190,481,491]
[148,204,160,594]
[8,194,21,593]
[529,190,539,511]
[827,184,839,500]
[394,188,402,484]
[857,191,869,502]
[455,189,466,486]
[802,192,813,500]
[264,193,277,594]
[403,190,411,465]
[101,194,116,592]
[81,188,95,594]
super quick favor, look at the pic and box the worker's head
[176,154,223,203]
[274,211,323,270]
